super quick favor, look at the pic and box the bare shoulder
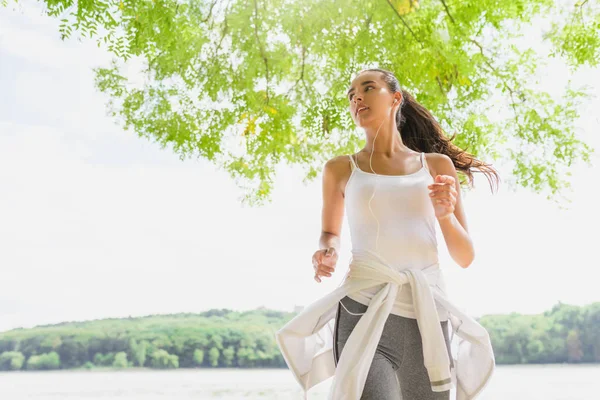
[424,152,456,178]
[324,154,353,175]
[323,154,354,194]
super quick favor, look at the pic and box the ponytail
[365,69,500,192]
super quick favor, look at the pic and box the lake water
[0,364,597,399]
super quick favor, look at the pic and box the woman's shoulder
[323,154,356,187]
[324,154,355,172]
[423,152,451,162]
[423,152,459,181]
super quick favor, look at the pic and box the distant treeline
[0,301,598,371]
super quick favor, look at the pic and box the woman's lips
[357,107,369,116]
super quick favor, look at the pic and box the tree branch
[438,0,455,24]
[436,75,446,95]
[385,0,424,49]
[437,0,523,103]
[469,39,525,134]
[204,1,231,81]
[253,0,270,105]
[285,44,309,98]
[201,0,219,23]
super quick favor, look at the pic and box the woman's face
[346,71,400,128]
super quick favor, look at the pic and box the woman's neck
[362,131,407,156]
[361,116,405,155]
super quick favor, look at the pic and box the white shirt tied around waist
[275,252,496,400]
[345,250,450,321]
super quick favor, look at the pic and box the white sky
[0,3,599,333]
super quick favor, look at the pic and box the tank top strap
[348,154,358,171]
[421,152,429,172]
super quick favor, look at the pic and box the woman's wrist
[437,213,454,222]
[319,233,340,253]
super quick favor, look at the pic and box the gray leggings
[333,296,453,400]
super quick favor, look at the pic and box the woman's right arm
[319,157,345,252]
[313,157,348,282]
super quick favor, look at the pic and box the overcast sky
[1,2,599,333]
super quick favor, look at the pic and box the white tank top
[343,152,449,321]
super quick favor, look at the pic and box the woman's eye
[349,86,373,100]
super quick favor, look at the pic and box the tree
[525,339,545,363]
[579,302,600,361]
[84,361,95,369]
[0,351,25,371]
[57,337,87,368]
[193,348,205,366]
[3,0,598,205]
[129,338,148,367]
[566,329,584,362]
[150,349,179,368]
[113,351,129,368]
[208,346,220,367]
[39,336,62,353]
[208,333,224,351]
[26,351,61,370]
[222,345,235,367]
[236,346,256,367]
[93,352,115,366]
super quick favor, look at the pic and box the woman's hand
[428,175,457,220]
[312,247,338,283]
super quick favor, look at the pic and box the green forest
[1,301,598,371]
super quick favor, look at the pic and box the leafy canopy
[4,0,599,205]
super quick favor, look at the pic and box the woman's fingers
[317,264,334,277]
[429,186,452,196]
[312,248,338,282]
[428,183,456,199]
[314,263,335,279]
[430,189,456,203]
[322,266,334,276]
[428,183,452,191]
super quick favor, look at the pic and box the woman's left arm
[426,153,474,269]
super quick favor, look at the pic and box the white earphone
[365,96,400,259]
[337,95,400,288]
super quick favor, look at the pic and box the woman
[276,69,499,400]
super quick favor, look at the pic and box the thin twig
[285,44,308,98]
[469,39,525,134]
[438,0,455,24]
[253,0,270,105]
[201,0,219,23]
[385,0,424,49]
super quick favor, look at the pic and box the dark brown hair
[363,68,500,192]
